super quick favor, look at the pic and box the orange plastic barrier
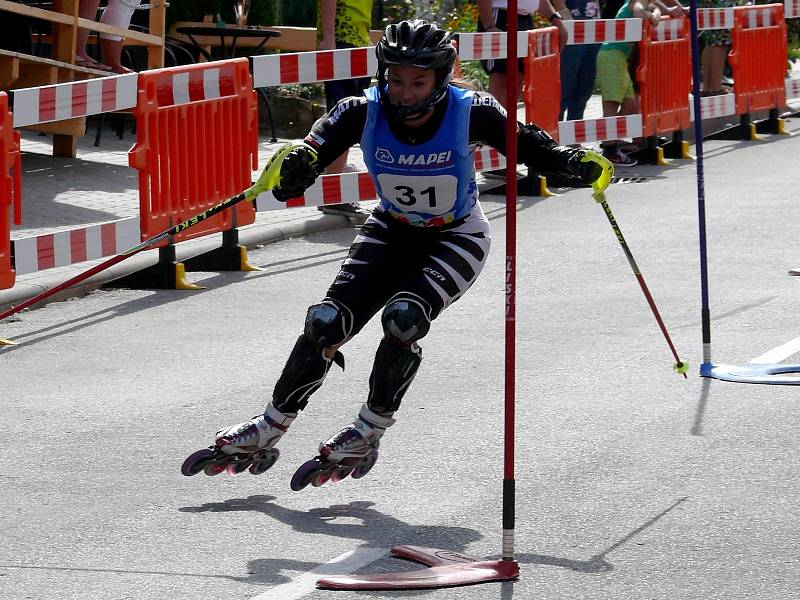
[0,93,22,291]
[637,17,691,137]
[128,58,258,245]
[523,27,560,138]
[729,3,788,115]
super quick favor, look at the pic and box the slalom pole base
[182,228,262,273]
[316,545,519,591]
[700,361,800,385]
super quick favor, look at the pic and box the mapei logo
[398,151,453,167]
[375,148,395,163]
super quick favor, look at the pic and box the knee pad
[273,334,343,413]
[381,296,431,344]
[304,300,352,348]
[367,338,422,413]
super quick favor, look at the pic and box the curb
[0,213,353,315]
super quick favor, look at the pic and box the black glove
[272,145,320,202]
[565,149,606,187]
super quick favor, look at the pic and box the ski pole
[582,153,688,378]
[594,189,688,378]
[0,143,298,325]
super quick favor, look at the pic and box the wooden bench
[0,48,113,155]
[0,0,165,157]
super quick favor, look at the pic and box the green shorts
[596,48,635,104]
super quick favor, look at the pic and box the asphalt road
[1,121,799,600]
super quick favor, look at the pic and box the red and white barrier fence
[12,73,137,128]
[252,47,376,87]
[558,115,643,146]
[12,217,139,276]
[689,93,737,120]
[4,4,800,283]
[698,8,735,30]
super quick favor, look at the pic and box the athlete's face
[387,65,436,126]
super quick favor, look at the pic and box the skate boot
[290,405,395,491]
[181,405,296,477]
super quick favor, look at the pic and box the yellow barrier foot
[655,146,671,166]
[537,176,557,198]
[174,264,204,290]
[747,122,764,142]
[240,246,263,272]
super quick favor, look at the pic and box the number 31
[394,185,437,208]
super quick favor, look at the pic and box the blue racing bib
[361,85,477,227]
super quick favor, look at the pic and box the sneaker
[603,148,638,168]
[318,203,371,225]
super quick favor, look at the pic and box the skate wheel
[249,449,279,475]
[330,465,354,483]
[311,470,332,487]
[181,448,214,477]
[226,460,253,475]
[291,459,322,492]
[351,451,378,480]
[203,459,230,476]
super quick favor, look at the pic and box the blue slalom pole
[687,0,713,366]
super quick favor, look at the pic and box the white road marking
[748,334,800,365]
[249,546,387,600]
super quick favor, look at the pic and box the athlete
[182,19,612,489]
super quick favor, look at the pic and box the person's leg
[568,44,600,121]
[315,211,492,475]
[98,0,141,73]
[701,45,727,94]
[76,0,102,65]
[559,45,583,120]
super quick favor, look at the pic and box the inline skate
[290,405,394,491]
[181,405,296,476]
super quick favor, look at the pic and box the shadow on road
[692,377,712,436]
[0,250,349,351]
[180,495,483,586]
[511,496,688,574]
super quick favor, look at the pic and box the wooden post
[147,1,166,69]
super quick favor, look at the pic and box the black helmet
[376,20,457,121]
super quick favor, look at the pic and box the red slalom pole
[503,0,519,565]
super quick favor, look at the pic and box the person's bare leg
[701,45,727,93]
[99,37,133,73]
[76,0,102,63]
[601,100,622,151]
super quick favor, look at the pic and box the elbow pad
[273,144,320,202]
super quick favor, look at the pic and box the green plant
[276,83,326,101]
